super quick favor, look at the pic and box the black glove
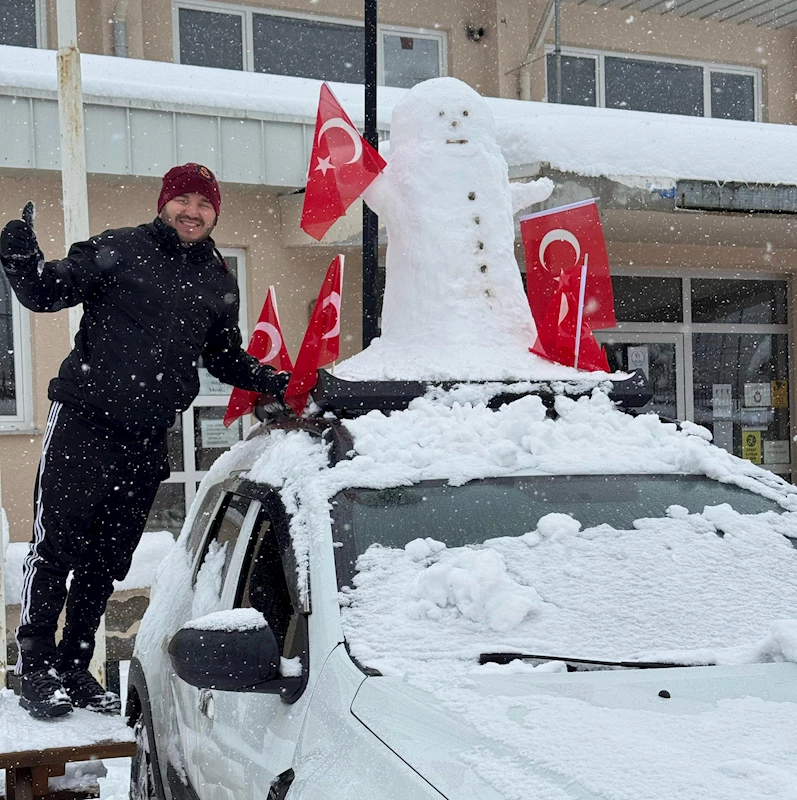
[257,368,291,404]
[0,219,40,271]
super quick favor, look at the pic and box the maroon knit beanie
[158,163,221,216]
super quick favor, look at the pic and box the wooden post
[55,0,105,685]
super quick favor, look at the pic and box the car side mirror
[168,609,303,701]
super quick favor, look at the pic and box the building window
[598,274,791,475]
[178,7,244,71]
[545,48,759,121]
[0,272,31,429]
[146,248,251,536]
[0,0,40,48]
[252,14,364,82]
[174,2,447,88]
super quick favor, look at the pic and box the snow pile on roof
[241,388,797,601]
[0,45,401,126]
[2,45,795,186]
[0,687,134,753]
[334,391,797,505]
[489,95,797,188]
[340,504,797,675]
[2,530,174,605]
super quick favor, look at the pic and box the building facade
[1,0,797,545]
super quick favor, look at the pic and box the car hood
[350,662,797,800]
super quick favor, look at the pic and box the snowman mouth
[446,139,469,144]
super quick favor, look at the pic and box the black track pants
[16,401,169,674]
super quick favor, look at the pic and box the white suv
[128,372,797,800]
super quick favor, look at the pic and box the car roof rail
[310,368,654,416]
[246,411,355,465]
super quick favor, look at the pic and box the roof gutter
[521,0,555,101]
[112,0,129,58]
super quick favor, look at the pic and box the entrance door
[596,332,685,420]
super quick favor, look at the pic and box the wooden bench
[0,741,136,800]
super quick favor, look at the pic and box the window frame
[0,290,33,431]
[544,45,762,121]
[172,0,448,86]
[602,268,792,474]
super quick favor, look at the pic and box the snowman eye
[463,110,469,116]
[439,110,445,116]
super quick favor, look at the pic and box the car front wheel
[130,716,157,800]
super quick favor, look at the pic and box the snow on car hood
[351,663,797,800]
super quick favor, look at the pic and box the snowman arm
[511,177,555,214]
[361,171,390,216]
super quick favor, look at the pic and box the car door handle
[199,688,215,720]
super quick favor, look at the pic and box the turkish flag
[301,84,386,241]
[223,286,293,427]
[521,199,615,331]
[284,255,344,415]
[530,264,610,372]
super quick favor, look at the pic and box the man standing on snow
[0,163,289,719]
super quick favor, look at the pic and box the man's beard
[160,209,216,244]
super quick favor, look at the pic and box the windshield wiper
[479,652,711,670]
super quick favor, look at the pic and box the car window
[335,474,782,559]
[193,492,254,589]
[236,508,304,661]
[185,483,225,562]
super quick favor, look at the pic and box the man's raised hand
[0,203,40,269]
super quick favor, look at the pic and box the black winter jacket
[2,218,279,429]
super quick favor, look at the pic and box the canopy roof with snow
[1,45,796,189]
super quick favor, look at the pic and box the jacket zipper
[160,250,186,370]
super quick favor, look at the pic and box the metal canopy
[576,0,797,28]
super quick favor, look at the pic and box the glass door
[596,332,685,421]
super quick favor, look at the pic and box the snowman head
[389,77,496,154]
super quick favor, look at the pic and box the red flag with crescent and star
[223,286,293,427]
[284,255,344,416]
[529,266,610,372]
[300,83,387,241]
[521,199,615,371]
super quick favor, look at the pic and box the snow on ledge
[0,688,134,754]
[1,45,795,186]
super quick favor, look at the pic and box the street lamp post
[362,0,379,347]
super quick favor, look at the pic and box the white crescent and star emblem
[321,291,342,340]
[253,322,283,364]
[315,118,363,176]
[538,228,581,272]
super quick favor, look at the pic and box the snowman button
[474,215,480,224]
[477,241,484,250]
[480,264,488,273]
[468,192,476,200]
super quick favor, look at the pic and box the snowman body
[338,78,568,381]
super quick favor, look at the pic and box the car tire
[130,716,157,800]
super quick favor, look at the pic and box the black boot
[19,668,73,719]
[61,669,121,714]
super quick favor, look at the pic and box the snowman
[336,77,582,382]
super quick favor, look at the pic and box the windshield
[333,474,797,676]
[334,474,781,569]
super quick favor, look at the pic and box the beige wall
[0,172,363,543]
